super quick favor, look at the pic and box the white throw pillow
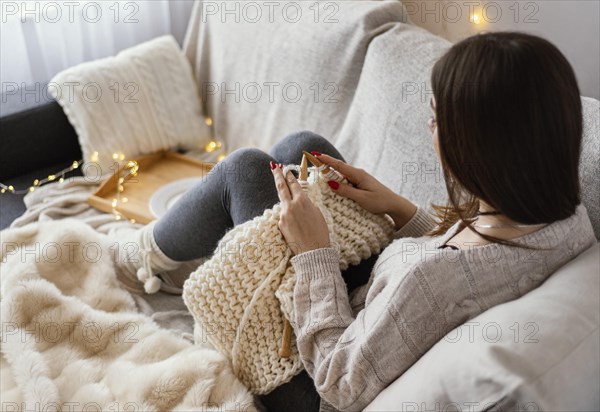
[50,35,211,177]
[366,243,600,411]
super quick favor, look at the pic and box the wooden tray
[88,151,213,224]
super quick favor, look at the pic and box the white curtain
[1,0,194,112]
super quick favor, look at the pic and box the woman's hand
[316,154,418,230]
[271,162,330,255]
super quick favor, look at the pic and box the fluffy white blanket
[0,218,255,411]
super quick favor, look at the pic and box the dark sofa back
[0,101,81,180]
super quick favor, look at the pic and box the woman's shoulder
[394,204,594,284]
[496,203,596,257]
[380,204,596,282]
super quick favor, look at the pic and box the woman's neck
[445,200,547,250]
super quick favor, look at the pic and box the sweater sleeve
[290,247,441,411]
[392,206,435,239]
[347,208,434,315]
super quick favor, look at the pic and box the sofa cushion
[580,97,600,239]
[365,243,600,411]
[183,0,410,152]
[333,23,451,211]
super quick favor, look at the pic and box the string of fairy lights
[0,160,83,195]
[1,117,226,222]
[112,157,139,222]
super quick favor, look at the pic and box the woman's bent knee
[224,147,272,164]
[210,147,274,186]
[272,130,328,152]
[270,130,343,164]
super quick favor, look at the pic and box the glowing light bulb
[59,178,64,183]
[205,141,216,152]
[8,185,14,191]
[472,13,481,24]
[91,151,99,162]
[205,117,213,126]
[29,186,35,192]
[33,179,39,186]
[112,153,119,160]
[112,198,118,207]
[217,153,227,162]
[72,161,79,169]
[1,188,5,193]
[205,140,222,153]
[48,174,56,181]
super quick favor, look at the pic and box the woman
[114,31,596,411]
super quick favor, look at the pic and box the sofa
[1,0,598,410]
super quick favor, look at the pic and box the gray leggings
[153,130,345,261]
[153,130,378,411]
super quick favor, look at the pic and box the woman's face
[428,96,440,161]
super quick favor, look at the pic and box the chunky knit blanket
[183,165,396,394]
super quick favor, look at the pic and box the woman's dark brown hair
[428,31,583,245]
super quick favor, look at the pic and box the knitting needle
[279,154,309,359]
[279,152,346,358]
[299,153,309,181]
[302,151,350,185]
[279,319,293,358]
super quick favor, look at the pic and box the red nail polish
[270,161,276,170]
[311,151,322,156]
[279,163,283,168]
[327,180,339,190]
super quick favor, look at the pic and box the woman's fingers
[273,163,307,202]
[330,180,365,203]
[272,163,291,203]
[284,170,305,199]
[317,154,363,184]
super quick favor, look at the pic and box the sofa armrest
[0,101,82,229]
[0,101,80,180]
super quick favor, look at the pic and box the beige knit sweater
[290,204,597,411]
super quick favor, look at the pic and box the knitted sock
[111,220,182,294]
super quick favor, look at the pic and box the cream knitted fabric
[182,165,396,394]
